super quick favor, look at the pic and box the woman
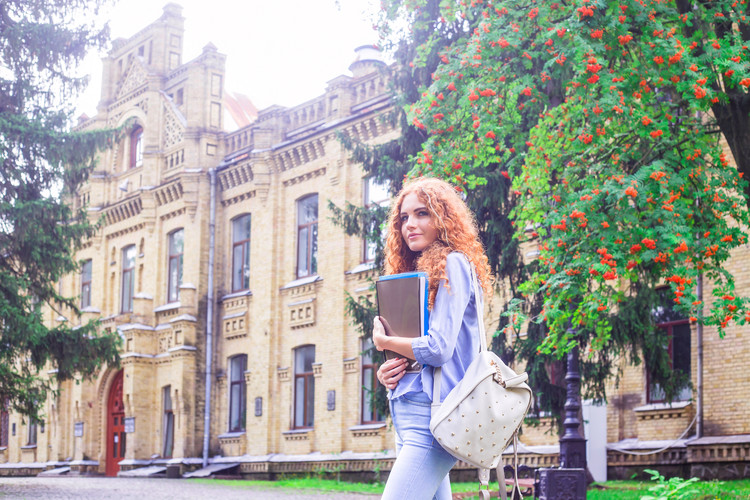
[373,177,493,500]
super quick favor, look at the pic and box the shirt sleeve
[411,252,472,367]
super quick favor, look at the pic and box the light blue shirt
[390,252,482,402]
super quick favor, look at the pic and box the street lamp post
[559,345,587,469]
[536,341,587,500]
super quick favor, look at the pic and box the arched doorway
[105,370,125,476]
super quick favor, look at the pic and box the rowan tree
[406,0,750,400]
[1,0,121,419]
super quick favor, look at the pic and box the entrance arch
[105,370,125,476]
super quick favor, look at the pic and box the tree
[1,0,121,420]
[406,0,750,399]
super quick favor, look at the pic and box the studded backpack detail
[430,264,533,500]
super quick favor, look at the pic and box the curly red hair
[384,177,493,308]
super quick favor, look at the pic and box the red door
[105,370,125,476]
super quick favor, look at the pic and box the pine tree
[0,0,121,419]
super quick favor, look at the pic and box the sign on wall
[124,417,135,434]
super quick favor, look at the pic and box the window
[361,338,384,424]
[120,245,136,313]
[27,419,37,446]
[293,345,315,429]
[648,290,692,403]
[228,355,247,432]
[167,229,184,303]
[162,386,174,458]
[363,177,390,263]
[81,259,92,309]
[0,401,8,447]
[129,126,143,169]
[231,215,251,292]
[296,195,318,278]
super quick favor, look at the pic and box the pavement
[0,477,382,499]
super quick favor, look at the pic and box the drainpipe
[202,168,217,467]
[696,272,703,439]
[694,196,703,440]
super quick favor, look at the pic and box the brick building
[1,3,749,481]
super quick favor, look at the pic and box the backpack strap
[430,365,442,417]
[478,467,492,500]
[500,432,523,500]
[431,259,485,413]
[496,459,508,500]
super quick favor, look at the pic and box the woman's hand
[377,357,408,390]
[372,316,389,351]
[372,316,417,361]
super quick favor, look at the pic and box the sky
[76,0,382,117]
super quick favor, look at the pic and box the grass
[587,479,750,500]
[188,477,750,499]
[187,477,384,494]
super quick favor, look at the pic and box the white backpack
[430,265,533,500]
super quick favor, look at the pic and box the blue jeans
[382,391,457,500]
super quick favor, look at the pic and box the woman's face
[399,192,438,253]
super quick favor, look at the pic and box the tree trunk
[711,90,750,208]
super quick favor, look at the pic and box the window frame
[129,126,143,169]
[162,385,174,458]
[646,318,692,404]
[27,419,37,446]
[228,354,247,432]
[80,259,92,309]
[360,338,384,424]
[231,214,251,292]
[293,345,315,429]
[296,195,318,279]
[120,245,136,313]
[167,229,184,303]
[0,401,8,448]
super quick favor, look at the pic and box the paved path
[0,477,382,499]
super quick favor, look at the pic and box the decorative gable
[117,58,149,99]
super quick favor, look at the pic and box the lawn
[188,477,750,499]
[587,479,750,500]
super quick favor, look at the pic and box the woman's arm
[411,253,472,367]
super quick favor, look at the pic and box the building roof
[224,91,258,131]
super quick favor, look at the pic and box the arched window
[129,126,143,169]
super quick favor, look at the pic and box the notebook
[376,272,429,373]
